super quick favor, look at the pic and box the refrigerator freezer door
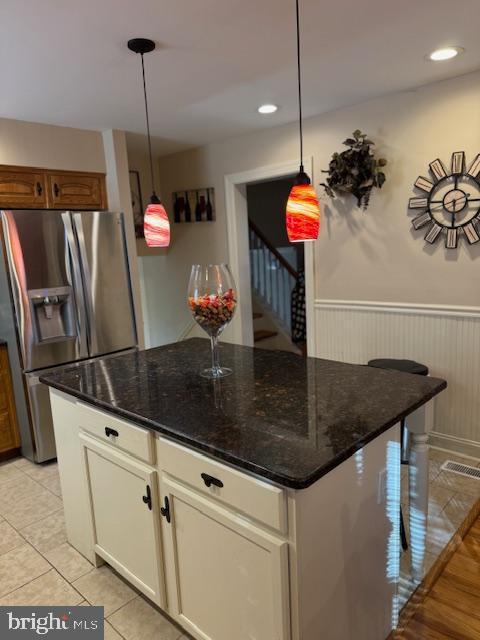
[24,369,58,462]
[24,347,137,463]
[73,211,137,357]
[1,210,89,371]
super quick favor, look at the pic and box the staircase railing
[248,219,298,334]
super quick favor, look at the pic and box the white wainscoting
[314,299,480,459]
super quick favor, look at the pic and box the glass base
[200,366,233,379]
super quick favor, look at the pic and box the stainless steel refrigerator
[0,210,137,462]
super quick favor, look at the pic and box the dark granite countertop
[41,338,446,489]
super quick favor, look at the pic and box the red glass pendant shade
[286,0,320,243]
[286,181,320,242]
[128,39,171,249]
[144,202,171,247]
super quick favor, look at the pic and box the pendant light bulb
[128,38,170,248]
[285,1,320,243]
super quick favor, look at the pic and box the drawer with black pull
[77,401,155,465]
[156,436,287,533]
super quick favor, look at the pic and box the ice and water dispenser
[28,286,76,343]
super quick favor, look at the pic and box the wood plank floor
[395,517,480,639]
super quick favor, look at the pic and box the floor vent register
[441,460,480,480]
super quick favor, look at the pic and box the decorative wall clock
[409,152,480,249]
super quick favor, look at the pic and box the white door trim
[224,157,316,355]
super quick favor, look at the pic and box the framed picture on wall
[129,170,144,238]
[172,188,215,223]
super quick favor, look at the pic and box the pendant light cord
[296,0,304,173]
[140,53,156,198]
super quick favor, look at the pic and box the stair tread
[254,329,278,342]
[252,312,263,320]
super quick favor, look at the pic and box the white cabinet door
[80,433,166,607]
[50,391,96,564]
[160,476,290,640]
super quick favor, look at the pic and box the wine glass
[188,264,237,378]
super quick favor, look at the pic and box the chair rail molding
[313,298,480,459]
[314,299,480,318]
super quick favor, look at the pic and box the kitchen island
[41,338,446,640]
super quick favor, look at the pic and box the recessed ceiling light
[258,104,278,114]
[428,46,464,61]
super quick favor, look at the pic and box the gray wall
[157,70,480,309]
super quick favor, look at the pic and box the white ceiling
[1,0,479,155]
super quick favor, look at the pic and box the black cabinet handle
[36,182,43,196]
[142,485,152,511]
[53,183,60,197]
[201,473,224,489]
[105,427,119,438]
[160,496,171,523]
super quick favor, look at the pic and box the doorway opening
[246,176,306,355]
[224,158,315,355]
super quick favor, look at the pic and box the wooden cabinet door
[80,433,166,607]
[160,476,291,640]
[0,346,21,456]
[47,172,106,210]
[0,411,19,454]
[0,167,47,208]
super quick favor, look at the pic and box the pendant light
[286,0,320,243]
[128,38,170,247]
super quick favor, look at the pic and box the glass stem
[210,334,220,375]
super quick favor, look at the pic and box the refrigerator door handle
[1,212,29,367]
[62,212,89,358]
[72,212,99,354]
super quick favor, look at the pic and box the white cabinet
[78,402,155,464]
[51,390,400,640]
[80,433,166,607]
[51,391,97,563]
[160,476,290,640]
[156,436,287,533]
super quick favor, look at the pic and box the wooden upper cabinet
[0,165,107,210]
[47,171,107,210]
[0,167,47,208]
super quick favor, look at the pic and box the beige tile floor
[0,449,478,638]
[0,457,189,640]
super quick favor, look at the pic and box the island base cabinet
[80,433,166,608]
[160,477,291,640]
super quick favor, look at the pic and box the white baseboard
[429,431,480,462]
